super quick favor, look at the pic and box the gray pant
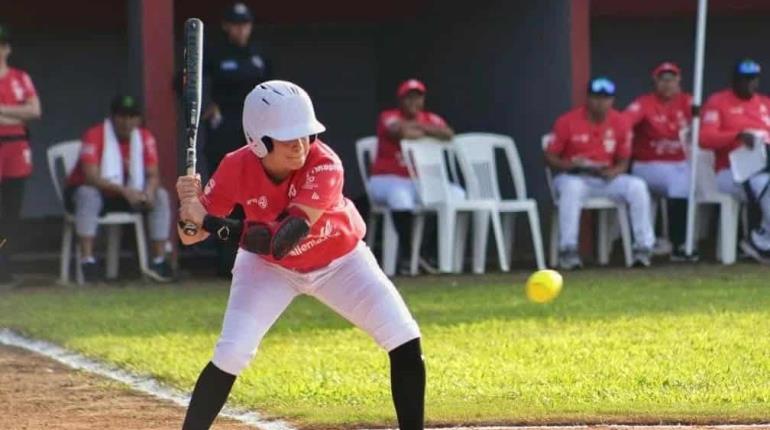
[72,185,171,241]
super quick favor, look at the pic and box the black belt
[0,134,28,143]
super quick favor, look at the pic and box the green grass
[2,264,770,428]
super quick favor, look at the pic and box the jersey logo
[311,192,320,201]
[573,134,589,143]
[11,79,25,101]
[603,138,617,153]
[288,184,297,198]
[258,196,268,208]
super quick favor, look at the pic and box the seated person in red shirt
[700,59,770,263]
[545,77,655,270]
[624,62,696,261]
[65,96,172,282]
[368,79,459,273]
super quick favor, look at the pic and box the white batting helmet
[242,80,326,158]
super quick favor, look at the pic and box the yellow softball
[525,269,563,304]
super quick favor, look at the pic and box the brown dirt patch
[0,344,253,429]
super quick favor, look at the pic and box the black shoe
[81,261,102,284]
[146,260,174,283]
[670,245,700,263]
[632,247,652,268]
[558,248,583,270]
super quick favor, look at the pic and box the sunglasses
[590,78,616,95]
[738,61,761,75]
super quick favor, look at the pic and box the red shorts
[0,141,33,179]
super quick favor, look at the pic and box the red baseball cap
[397,79,427,98]
[652,62,681,78]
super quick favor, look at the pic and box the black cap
[0,24,10,44]
[223,2,253,23]
[110,95,141,116]
[587,76,616,97]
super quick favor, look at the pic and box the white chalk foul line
[0,328,294,430]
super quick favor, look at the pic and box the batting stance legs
[183,243,424,430]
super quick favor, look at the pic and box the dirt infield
[0,345,252,430]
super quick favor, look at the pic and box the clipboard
[729,130,769,182]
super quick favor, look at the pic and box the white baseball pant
[72,185,171,240]
[368,174,465,210]
[212,241,422,376]
[553,173,655,251]
[631,160,691,198]
[716,169,770,247]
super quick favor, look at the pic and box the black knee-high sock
[182,362,236,430]
[389,338,425,430]
[667,198,688,248]
[391,211,413,262]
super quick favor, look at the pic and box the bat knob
[179,221,198,236]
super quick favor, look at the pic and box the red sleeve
[20,71,37,99]
[377,111,399,137]
[623,97,646,127]
[699,95,739,150]
[683,93,694,121]
[292,155,344,210]
[79,127,102,165]
[200,154,238,217]
[615,119,633,160]
[425,112,447,127]
[142,130,159,166]
[545,115,570,155]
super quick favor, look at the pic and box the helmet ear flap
[261,136,274,153]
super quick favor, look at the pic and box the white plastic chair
[401,138,504,273]
[541,133,633,267]
[453,133,545,271]
[355,136,423,276]
[692,149,742,264]
[47,140,150,285]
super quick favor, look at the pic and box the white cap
[242,80,326,157]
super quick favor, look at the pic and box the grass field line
[0,328,294,430]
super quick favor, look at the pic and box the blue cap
[587,76,616,96]
[735,59,761,78]
[223,2,253,23]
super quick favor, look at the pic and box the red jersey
[371,108,448,177]
[0,68,37,142]
[624,92,692,162]
[67,122,159,187]
[700,89,770,172]
[201,141,366,272]
[546,106,632,167]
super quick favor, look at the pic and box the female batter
[176,80,424,430]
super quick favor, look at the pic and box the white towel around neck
[100,118,145,190]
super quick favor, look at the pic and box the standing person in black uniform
[202,2,271,277]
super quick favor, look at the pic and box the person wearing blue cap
[701,58,770,263]
[545,76,655,269]
[202,1,272,277]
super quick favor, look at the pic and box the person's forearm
[544,153,574,172]
[700,128,738,150]
[420,124,454,140]
[85,176,125,195]
[145,176,160,199]
[0,102,41,121]
[0,114,21,125]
